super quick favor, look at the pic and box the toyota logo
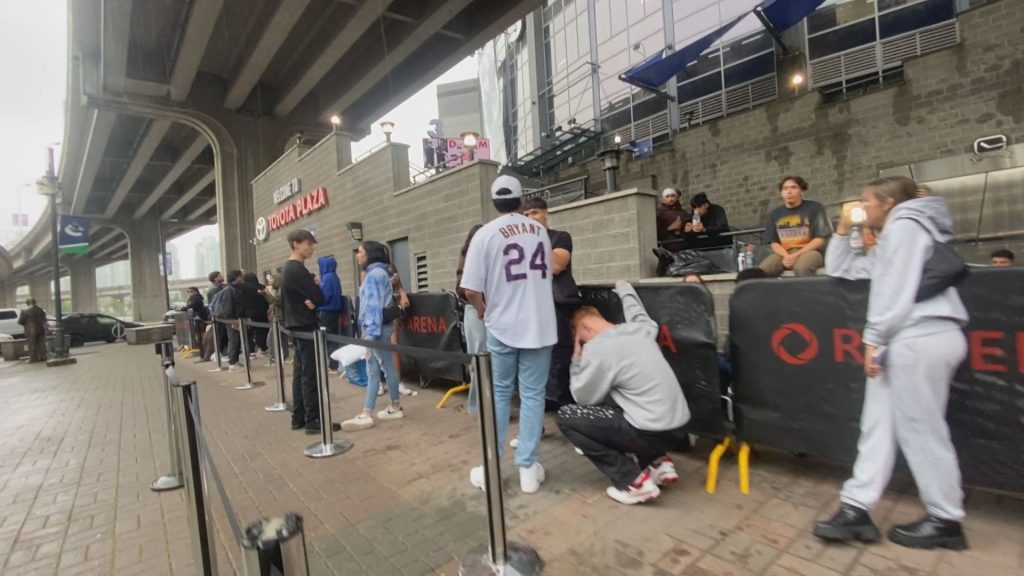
[771,322,820,365]
[255,216,269,241]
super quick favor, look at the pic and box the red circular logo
[771,323,820,365]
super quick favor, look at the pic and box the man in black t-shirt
[524,197,582,406]
[759,176,833,277]
[281,229,336,435]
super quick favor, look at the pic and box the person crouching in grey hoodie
[556,281,691,506]
[815,176,969,550]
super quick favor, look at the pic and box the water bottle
[691,211,701,229]
[850,207,866,255]
[744,244,755,269]
[737,251,746,272]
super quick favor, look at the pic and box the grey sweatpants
[840,329,967,521]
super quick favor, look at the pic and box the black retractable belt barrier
[396,292,467,383]
[209,318,227,372]
[150,341,184,492]
[580,283,726,437]
[730,269,1024,494]
[236,319,265,390]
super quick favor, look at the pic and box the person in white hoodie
[815,176,970,550]
[556,281,691,505]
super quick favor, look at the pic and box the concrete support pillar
[29,275,53,311]
[124,218,166,322]
[66,258,98,313]
[0,282,16,308]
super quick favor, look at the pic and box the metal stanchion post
[303,328,353,458]
[173,379,217,575]
[265,321,289,412]
[241,513,310,576]
[236,319,265,390]
[151,340,184,492]
[209,319,227,372]
[459,353,542,576]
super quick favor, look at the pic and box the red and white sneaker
[647,456,679,486]
[606,471,661,505]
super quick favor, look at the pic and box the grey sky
[0,0,66,247]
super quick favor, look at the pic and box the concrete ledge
[548,188,657,213]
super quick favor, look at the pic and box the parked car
[61,313,141,347]
[0,308,21,338]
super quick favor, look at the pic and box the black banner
[396,292,466,383]
[730,268,1024,494]
[580,283,726,437]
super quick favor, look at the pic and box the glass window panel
[808,18,877,58]
[631,11,663,46]
[675,4,721,47]
[721,31,773,65]
[596,0,611,41]
[610,0,627,36]
[603,106,633,132]
[677,72,723,103]
[879,0,955,37]
[578,15,590,54]
[807,0,877,35]
[632,95,667,122]
[673,0,720,21]
[723,51,775,87]
[679,49,722,81]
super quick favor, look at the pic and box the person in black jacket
[281,229,338,435]
[222,270,246,371]
[685,192,731,248]
[240,272,270,355]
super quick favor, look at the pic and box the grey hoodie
[569,283,691,431]
[826,196,968,347]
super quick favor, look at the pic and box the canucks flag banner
[58,215,91,255]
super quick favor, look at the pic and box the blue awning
[619,0,827,93]
[619,13,745,92]
[758,0,827,33]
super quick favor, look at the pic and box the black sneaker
[888,515,967,550]
[813,503,881,543]
[304,421,342,435]
[290,421,306,430]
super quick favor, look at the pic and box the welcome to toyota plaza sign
[255,185,329,241]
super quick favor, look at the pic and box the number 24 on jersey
[503,242,547,282]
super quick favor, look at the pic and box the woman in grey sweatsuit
[814,176,969,551]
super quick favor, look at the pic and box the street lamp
[38,145,75,365]
[598,147,623,193]
[380,121,395,143]
[346,222,363,242]
[330,115,341,133]
[462,131,479,162]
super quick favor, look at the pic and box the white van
[0,308,22,338]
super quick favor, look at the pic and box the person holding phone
[815,176,970,550]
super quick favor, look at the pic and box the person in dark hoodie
[239,272,270,356]
[317,255,343,371]
[815,176,970,551]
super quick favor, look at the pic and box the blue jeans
[486,333,552,469]
[364,322,400,411]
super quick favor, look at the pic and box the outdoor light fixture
[614,134,622,146]
[598,148,623,193]
[791,73,805,86]
[462,131,480,161]
[346,222,363,242]
[330,115,341,132]
[380,121,395,143]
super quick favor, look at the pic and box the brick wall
[547,189,660,283]
[252,135,498,296]
[549,1,1024,235]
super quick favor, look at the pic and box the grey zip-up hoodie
[826,196,968,347]
[569,283,691,431]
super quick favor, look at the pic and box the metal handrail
[523,175,588,196]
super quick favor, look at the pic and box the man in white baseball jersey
[460,175,558,493]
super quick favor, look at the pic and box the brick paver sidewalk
[0,343,1021,575]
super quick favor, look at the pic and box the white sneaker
[574,447,585,456]
[376,406,404,420]
[647,456,679,486]
[340,414,374,431]
[519,462,545,494]
[377,386,386,397]
[227,363,242,373]
[398,383,417,397]
[469,466,485,491]
[606,472,661,505]
[509,437,519,448]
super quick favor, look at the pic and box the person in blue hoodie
[317,255,344,371]
[814,176,969,551]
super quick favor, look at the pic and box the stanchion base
[150,474,184,492]
[235,381,266,390]
[304,439,354,459]
[46,357,78,367]
[265,402,290,412]
[459,542,543,576]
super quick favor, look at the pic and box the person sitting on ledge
[759,176,833,277]
[556,281,691,506]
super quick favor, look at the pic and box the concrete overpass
[0,0,540,320]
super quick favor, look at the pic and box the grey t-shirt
[763,200,833,252]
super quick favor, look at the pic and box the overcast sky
[0,0,66,248]
[0,1,478,279]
